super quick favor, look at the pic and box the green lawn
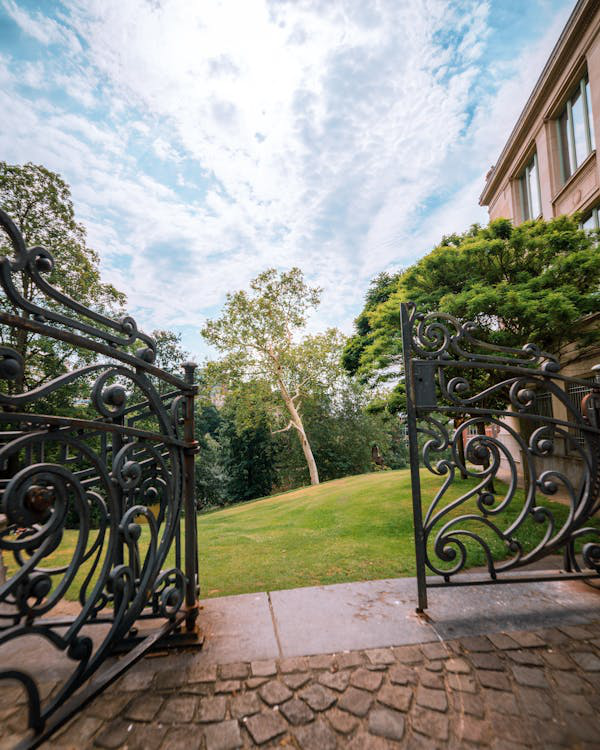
[6,469,589,600]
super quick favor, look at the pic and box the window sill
[552,149,596,204]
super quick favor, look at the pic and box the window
[528,390,554,434]
[566,376,595,448]
[580,205,600,233]
[581,209,598,231]
[518,152,542,221]
[557,74,595,184]
[579,205,600,245]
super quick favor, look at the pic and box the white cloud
[21,60,44,88]
[152,137,180,163]
[1,0,81,51]
[0,0,575,355]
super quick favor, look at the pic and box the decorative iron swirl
[402,302,600,585]
[0,208,156,360]
[0,209,199,739]
[407,303,559,370]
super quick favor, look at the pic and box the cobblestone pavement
[5,620,600,749]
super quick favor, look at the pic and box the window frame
[580,206,600,232]
[566,376,596,448]
[556,73,594,185]
[518,152,542,222]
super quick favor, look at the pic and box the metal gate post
[183,361,200,632]
[400,303,428,612]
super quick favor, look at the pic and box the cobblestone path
[5,621,600,749]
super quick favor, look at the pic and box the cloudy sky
[0,0,575,359]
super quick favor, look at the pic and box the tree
[273,377,393,486]
[342,270,402,377]
[220,417,276,503]
[198,332,406,499]
[151,328,190,394]
[344,216,600,409]
[0,162,125,399]
[202,268,328,485]
[195,431,228,507]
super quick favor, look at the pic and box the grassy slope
[7,469,586,600]
[195,469,576,597]
[197,470,417,597]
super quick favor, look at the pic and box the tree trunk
[477,421,495,493]
[280,388,320,485]
[518,415,534,496]
[454,417,468,480]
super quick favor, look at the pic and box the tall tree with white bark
[201,268,335,486]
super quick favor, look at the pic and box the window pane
[520,174,530,221]
[528,159,541,218]
[586,79,595,150]
[571,88,588,166]
[582,212,595,231]
[559,110,572,178]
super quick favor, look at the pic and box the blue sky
[0,0,575,359]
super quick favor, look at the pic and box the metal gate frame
[0,209,201,747]
[401,302,600,611]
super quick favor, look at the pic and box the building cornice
[480,0,596,207]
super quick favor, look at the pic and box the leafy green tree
[195,431,228,507]
[193,377,278,506]
[342,271,401,375]
[202,268,329,485]
[220,417,276,503]
[151,328,191,395]
[0,162,125,400]
[345,217,600,408]
[273,378,393,487]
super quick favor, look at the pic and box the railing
[0,209,200,747]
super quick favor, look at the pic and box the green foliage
[194,388,278,508]
[341,271,401,376]
[345,216,600,409]
[150,328,190,395]
[201,267,322,384]
[273,380,397,488]
[220,418,277,504]
[195,431,228,507]
[195,359,405,504]
[0,162,124,310]
[202,267,327,483]
[152,329,190,375]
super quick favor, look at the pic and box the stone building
[478,0,600,485]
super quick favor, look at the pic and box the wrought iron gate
[401,302,600,611]
[0,209,200,746]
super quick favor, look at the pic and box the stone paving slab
[270,579,434,656]
[197,593,280,664]
[423,577,600,641]
[268,576,600,660]
[5,576,598,685]
[6,618,600,749]
[3,576,600,748]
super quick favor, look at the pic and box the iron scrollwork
[401,302,600,611]
[0,209,200,746]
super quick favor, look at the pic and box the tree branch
[271,420,294,434]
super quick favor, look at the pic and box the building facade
[480,0,600,229]
[479,0,600,486]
